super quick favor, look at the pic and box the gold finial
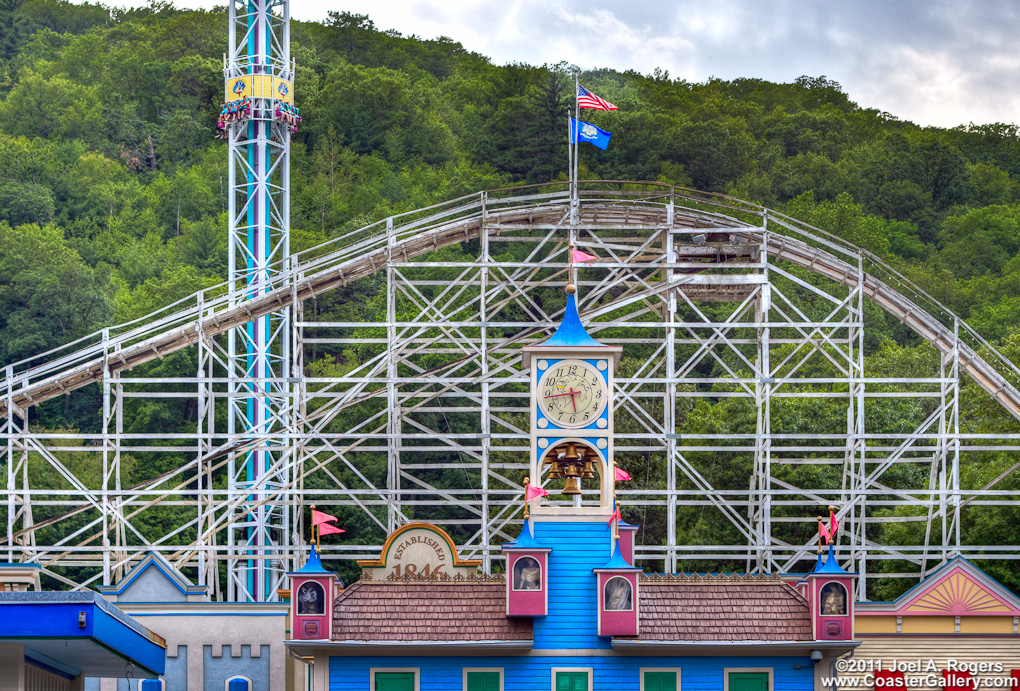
[565,283,577,294]
[828,505,836,513]
[523,477,531,519]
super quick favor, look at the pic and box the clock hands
[544,387,580,413]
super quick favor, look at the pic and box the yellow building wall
[900,615,955,634]
[855,616,897,634]
[854,614,1017,634]
[960,617,1014,634]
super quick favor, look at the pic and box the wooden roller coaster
[4,183,1019,422]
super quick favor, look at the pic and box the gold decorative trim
[357,569,505,584]
[355,522,483,569]
[640,572,782,583]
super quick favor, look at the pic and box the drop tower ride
[223,0,294,602]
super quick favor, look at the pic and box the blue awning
[0,591,166,678]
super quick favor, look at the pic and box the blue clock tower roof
[540,293,606,348]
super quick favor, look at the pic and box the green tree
[0,222,114,364]
[938,205,1020,279]
[0,0,31,62]
[0,179,53,225]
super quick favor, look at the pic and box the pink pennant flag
[607,504,621,527]
[829,508,839,538]
[614,466,631,482]
[819,520,832,545]
[571,249,598,265]
[318,522,346,536]
[525,484,549,501]
[311,509,338,526]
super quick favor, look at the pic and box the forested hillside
[3,0,1020,595]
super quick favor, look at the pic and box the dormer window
[604,576,633,612]
[513,557,542,591]
[820,582,848,616]
[297,581,325,615]
[502,520,551,617]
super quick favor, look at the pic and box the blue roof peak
[595,541,641,572]
[503,519,546,550]
[814,544,851,575]
[541,293,606,348]
[290,544,333,575]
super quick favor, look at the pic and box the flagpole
[573,71,580,221]
[567,111,573,208]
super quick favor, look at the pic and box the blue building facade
[290,514,854,691]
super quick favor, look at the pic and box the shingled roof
[332,582,533,642]
[626,581,812,641]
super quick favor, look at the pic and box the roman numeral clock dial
[539,360,607,428]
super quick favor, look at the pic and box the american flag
[577,84,618,111]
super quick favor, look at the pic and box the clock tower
[522,283,622,516]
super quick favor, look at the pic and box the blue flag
[571,117,611,150]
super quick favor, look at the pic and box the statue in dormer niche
[820,582,847,616]
[297,582,325,615]
[513,557,542,590]
[604,577,632,611]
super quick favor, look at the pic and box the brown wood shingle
[627,582,813,641]
[331,582,532,642]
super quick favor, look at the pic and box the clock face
[538,359,608,428]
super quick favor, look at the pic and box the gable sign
[357,523,481,581]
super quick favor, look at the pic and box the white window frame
[370,667,421,691]
[551,667,593,691]
[511,555,542,592]
[722,668,773,691]
[640,667,682,691]
[224,676,252,691]
[463,667,504,691]
[296,580,327,615]
[603,574,635,612]
[819,580,849,616]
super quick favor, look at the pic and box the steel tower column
[224,0,294,602]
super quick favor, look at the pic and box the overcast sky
[135,0,1020,128]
